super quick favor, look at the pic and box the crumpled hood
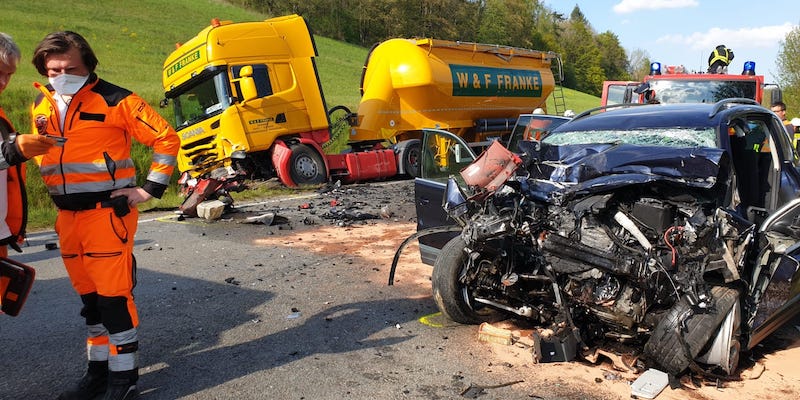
[518,141,728,202]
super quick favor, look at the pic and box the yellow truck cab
[163,15,330,189]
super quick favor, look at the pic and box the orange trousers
[56,206,139,332]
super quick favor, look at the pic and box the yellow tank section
[352,38,557,143]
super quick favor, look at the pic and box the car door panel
[414,129,477,265]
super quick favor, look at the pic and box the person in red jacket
[30,31,180,400]
[0,32,55,312]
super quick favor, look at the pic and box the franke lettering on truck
[451,65,543,97]
[167,50,201,78]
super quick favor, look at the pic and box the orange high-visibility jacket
[31,74,179,208]
[0,108,27,244]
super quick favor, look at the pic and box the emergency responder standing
[0,32,55,312]
[30,31,180,400]
[708,45,734,74]
[770,101,796,148]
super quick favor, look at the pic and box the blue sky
[542,0,799,82]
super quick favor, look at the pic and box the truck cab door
[414,129,477,265]
[601,81,641,106]
[231,64,311,152]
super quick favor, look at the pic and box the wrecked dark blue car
[406,99,800,376]
[415,100,800,264]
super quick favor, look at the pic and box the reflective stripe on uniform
[108,328,138,371]
[45,177,137,196]
[39,159,136,177]
[87,323,110,362]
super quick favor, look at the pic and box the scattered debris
[44,242,59,250]
[287,307,301,319]
[320,208,379,222]
[224,277,240,285]
[531,329,578,363]
[196,199,227,220]
[460,380,524,398]
[240,212,290,226]
[630,368,669,399]
[477,322,515,346]
[601,369,623,381]
[740,361,766,380]
[582,348,641,373]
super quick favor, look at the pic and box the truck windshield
[649,79,757,103]
[171,72,231,128]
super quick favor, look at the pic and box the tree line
[230,0,799,108]
[228,0,646,97]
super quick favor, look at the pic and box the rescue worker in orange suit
[0,32,55,310]
[30,31,180,400]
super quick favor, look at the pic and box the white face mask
[48,73,89,95]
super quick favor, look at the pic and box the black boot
[101,369,138,400]
[58,360,108,400]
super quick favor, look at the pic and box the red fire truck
[601,61,782,107]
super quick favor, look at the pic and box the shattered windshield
[171,71,231,129]
[542,127,717,148]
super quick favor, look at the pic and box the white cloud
[613,0,699,14]
[656,23,796,51]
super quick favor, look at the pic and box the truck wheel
[643,286,741,375]
[401,141,421,178]
[288,143,327,185]
[432,236,500,324]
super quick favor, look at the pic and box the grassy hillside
[0,0,269,130]
[1,0,598,229]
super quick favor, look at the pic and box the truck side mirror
[236,65,258,104]
[770,87,783,106]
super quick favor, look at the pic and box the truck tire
[643,286,741,375]
[432,236,500,324]
[288,143,327,185]
[401,141,421,178]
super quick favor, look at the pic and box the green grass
[1,1,598,231]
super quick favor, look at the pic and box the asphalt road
[0,181,612,400]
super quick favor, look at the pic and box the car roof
[553,101,769,132]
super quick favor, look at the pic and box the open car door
[414,129,478,265]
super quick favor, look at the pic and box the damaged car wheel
[432,236,500,324]
[643,286,741,375]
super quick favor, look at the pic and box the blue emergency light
[650,62,662,75]
[742,61,756,76]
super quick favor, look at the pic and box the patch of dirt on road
[216,179,800,400]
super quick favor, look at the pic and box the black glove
[0,235,22,253]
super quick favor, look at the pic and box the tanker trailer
[328,38,557,179]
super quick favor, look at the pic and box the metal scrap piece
[460,380,524,398]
